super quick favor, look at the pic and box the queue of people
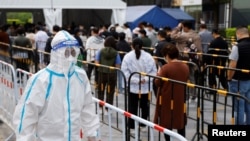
[1,20,250,141]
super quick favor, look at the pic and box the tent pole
[50,0,54,10]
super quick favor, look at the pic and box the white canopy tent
[0,0,126,32]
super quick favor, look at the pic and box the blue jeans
[228,80,250,125]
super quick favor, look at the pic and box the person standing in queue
[228,25,250,125]
[154,43,189,141]
[121,38,157,133]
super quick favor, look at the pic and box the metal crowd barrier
[94,97,188,141]
[15,68,33,100]
[126,70,249,141]
[142,46,154,55]
[78,59,189,141]
[198,65,250,141]
[0,59,188,141]
[0,42,11,64]
[0,60,18,140]
[0,41,40,73]
[80,60,129,134]
[35,40,47,69]
[82,52,204,141]
[11,44,39,73]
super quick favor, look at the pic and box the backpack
[98,47,117,73]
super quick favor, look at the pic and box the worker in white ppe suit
[13,30,99,141]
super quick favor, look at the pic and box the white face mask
[50,46,80,77]
[63,55,76,76]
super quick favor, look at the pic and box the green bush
[225,27,236,39]
[219,28,226,38]
[224,26,250,41]
[7,19,24,25]
[6,12,32,26]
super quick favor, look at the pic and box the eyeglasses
[64,47,76,58]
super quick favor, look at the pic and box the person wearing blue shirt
[95,36,121,115]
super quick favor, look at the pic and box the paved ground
[0,92,233,141]
[0,70,233,141]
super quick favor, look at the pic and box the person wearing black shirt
[116,32,131,93]
[44,25,61,65]
[116,32,131,61]
[153,30,169,97]
[206,29,229,91]
[154,30,169,67]
[99,24,112,39]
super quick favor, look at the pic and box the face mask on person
[60,47,79,76]
[51,46,80,77]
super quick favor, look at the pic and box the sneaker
[188,98,192,103]
[189,97,197,103]
[192,96,197,102]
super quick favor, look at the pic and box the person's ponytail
[132,38,143,60]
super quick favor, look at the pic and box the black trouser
[153,78,158,97]
[208,68,228,90]
[87,61,98,82]
[97,72,117,107]
[128,92,149,129]
[16,59,29,78]
[164,128,185,141]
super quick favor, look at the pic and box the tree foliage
[7,12,32,23]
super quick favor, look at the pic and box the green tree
[7,12,32,25]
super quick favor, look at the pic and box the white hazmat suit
[13,30,99,141]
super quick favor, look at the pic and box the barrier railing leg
[4,132,14,141]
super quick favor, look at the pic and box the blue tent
[126,5,195,30]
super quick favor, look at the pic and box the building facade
[231,0,250,27]
[125,0,249,29]
[124,0,172,7]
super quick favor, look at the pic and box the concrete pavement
[1,92,233,141]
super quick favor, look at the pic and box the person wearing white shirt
[121,38,157,132]
[85,27,104,82]
[122,23,133,44]
[34,25,49,69]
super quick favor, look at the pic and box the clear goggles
[64,47,77,58]
[52,40,79,58]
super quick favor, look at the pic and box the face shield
[50,31,80,77]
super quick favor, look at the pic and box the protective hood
[49,30,80,77]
